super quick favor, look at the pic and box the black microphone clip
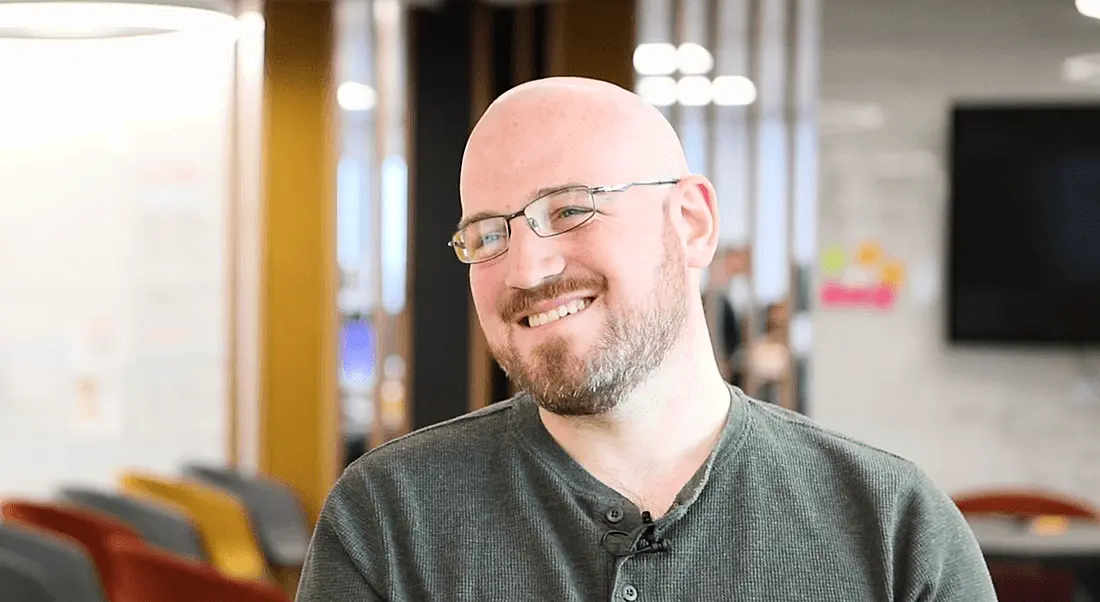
[636,511,669,553]
[601,511,670,558]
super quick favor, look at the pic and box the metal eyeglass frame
[448,178,681,264]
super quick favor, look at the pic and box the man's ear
[672,175,720,270]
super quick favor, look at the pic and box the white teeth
[526,298,590,327]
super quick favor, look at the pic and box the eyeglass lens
[453,187,595,263]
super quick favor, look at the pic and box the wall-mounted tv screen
[948,104,1100,346]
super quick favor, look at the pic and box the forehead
[460,107,637,217]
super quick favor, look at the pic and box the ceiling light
[636,76,677,107]
[677,43,713,75]
[818,100,886,134]
[633,42,677,76]
[1077,0,1100,19]
[337,81,377,111]
[676,76,712,106]
[712,75,757,106]
[0,0,237,40]
[1063,53,1100,86]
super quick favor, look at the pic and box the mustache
[500,275,607,322]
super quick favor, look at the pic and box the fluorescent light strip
[0,2,237,39]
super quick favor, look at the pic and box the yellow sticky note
[821,246,846,276]
[856,241,883,267]
[881,261,906,289]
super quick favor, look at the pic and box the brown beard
[490,222,689,416]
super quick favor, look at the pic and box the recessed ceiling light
[1076,0,1100,19]
[633,43,677,76]
[677,43,713,75]
[0,0,236,40]
[712,75,757,106]
[1063,53,1100,86]
[676,75,713,106]
[636,75,677,107]
[338,81,378,112]
[818,100,886,134]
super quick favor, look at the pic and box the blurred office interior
[1,0,1099,599]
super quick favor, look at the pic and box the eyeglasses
[449,179,680,264]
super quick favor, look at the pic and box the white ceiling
[822,0,1100,86]
[820,0,1100,146]
[824,0,1098,51]
[823,0,1100,89]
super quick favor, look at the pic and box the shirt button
[622,585,639,601]
[606,507,624,523]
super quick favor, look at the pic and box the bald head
[458,78,721,415]
[460,77,689,211]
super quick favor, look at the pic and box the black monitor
[947,103,1100,346]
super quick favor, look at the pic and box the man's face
[487,218,689,415]
[461,123,690,415]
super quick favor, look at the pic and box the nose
[503,221,566,290]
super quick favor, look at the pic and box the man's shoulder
[741,394,919,486]
[343,396,523,479]
[737,393,959,528]
[732,395,994,600]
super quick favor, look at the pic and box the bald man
[297,78,995,602]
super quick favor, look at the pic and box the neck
[537,317,731,508]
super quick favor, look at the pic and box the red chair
[107,536,290,602]
[1,500,143,593]
[954,489,1100,520]
[953,489,1100,602]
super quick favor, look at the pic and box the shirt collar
[510,383,752,521]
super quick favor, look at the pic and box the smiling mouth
[523,297,595,328]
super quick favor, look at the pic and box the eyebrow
[455,181,587,231]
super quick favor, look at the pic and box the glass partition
[635,0,820,413]
[334,0,410,464]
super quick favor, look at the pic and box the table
[967,516,1100,600]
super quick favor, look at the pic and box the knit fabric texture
[296,387,996,601]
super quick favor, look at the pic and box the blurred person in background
[703,246,749,388]
[297,77,995,602]
[746,300,792,405]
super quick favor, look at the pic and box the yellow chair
[118,471,268,582]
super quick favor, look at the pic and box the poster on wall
[68,318,124,437]
[818,240,906,311]
[127,142,227,441]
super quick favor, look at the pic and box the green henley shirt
[297,387,996,601]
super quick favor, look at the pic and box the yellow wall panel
[259,0,340,526]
